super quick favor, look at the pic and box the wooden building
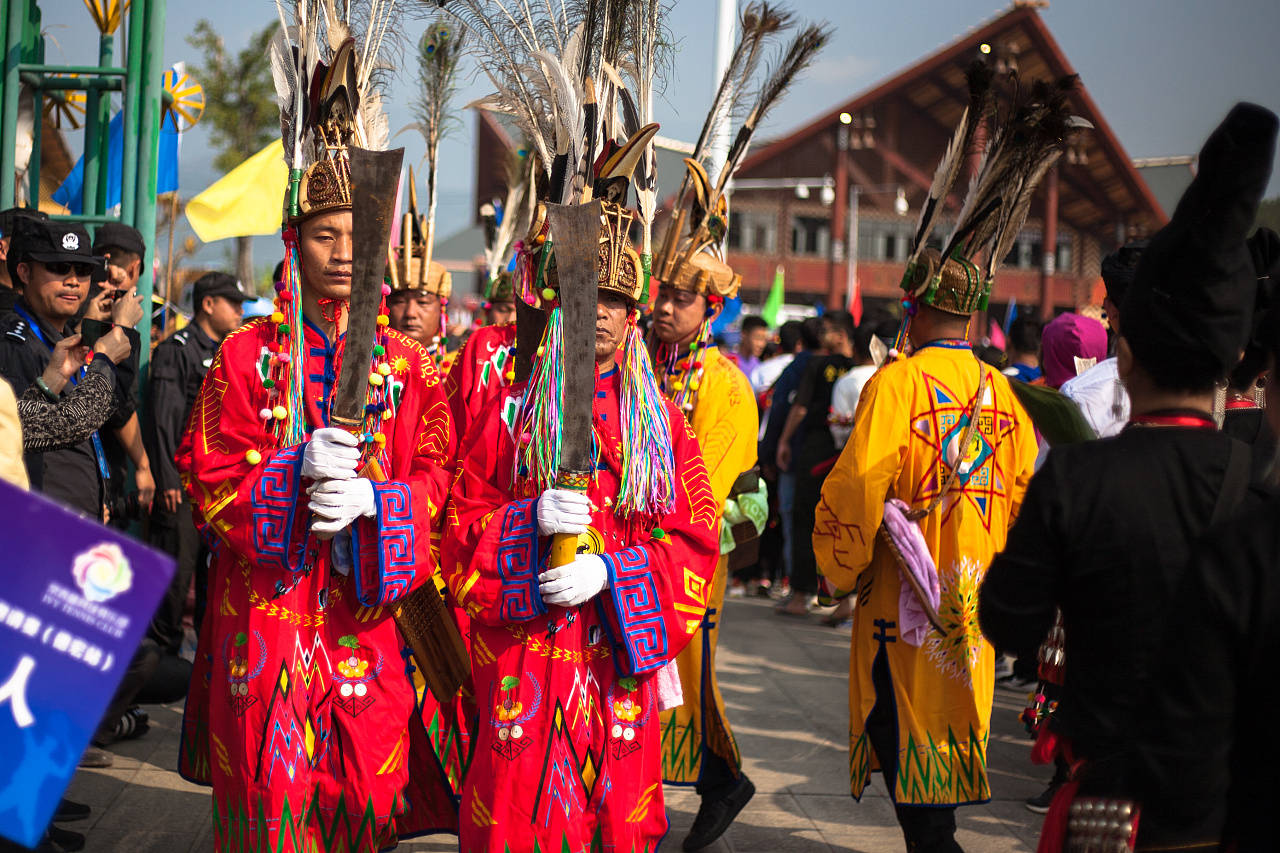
[725,2,1168,319]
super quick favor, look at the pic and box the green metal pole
[120,0,145,223]
[133,0,166,369]
[0,0,25,208]
[80,34,115,217]
[27,88,41,206]
[96,39,114,215]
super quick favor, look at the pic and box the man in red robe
[442,203,720,853]
[175,31,458,845]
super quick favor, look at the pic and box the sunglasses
[45,260,97,278]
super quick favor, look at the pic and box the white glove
[538,554,609,607]
[302,428,361,481]
[308,477,376,538]
[536,489,592,536]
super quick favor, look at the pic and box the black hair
[740,315,767,334]
[777,320,803,352]
[823,310,856,342]
[975,344,1007,369]
[272,260,285,283]
[1007,317,1043,356]
[799,316,824,350]
[1100,240,1146,308]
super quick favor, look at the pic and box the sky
[40,0,1280,279]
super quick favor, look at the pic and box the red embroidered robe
[442,366,719,853]
[176,316,458,852]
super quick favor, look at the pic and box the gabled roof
[738,2,1167,235]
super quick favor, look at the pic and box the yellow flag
[185,140,286,243]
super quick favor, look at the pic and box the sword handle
[549,533,579,569]
[549,468,592,568]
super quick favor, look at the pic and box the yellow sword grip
[549,532,579,569]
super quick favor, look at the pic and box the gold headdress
[266,0,398,446]
[269,1,395,224]
[655,4,831,301]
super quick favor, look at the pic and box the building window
[727,211,777,254]
[791,216,830,257]
[1056,242,1073,274]
[882,232,898,261]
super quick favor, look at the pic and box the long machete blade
[331,146,404,429]
[545,200,603,480]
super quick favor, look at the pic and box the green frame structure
[1,0,168,364]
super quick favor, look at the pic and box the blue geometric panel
[603,547,668,674]
[251,444,306,574]
[497,499,545,622]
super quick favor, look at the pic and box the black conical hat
[1122,102,1278,388]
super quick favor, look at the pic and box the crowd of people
[2,5,1279,853]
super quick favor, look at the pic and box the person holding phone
[0,217,113,518]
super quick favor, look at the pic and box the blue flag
[53,111,179,214]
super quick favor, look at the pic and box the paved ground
[67,596,1049,851]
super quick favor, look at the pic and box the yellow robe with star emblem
[813,344,1036,805]
[659,346,759,785]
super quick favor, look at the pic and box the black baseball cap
[0,207,47,239]
[92,221,146,257]
[9,217,107,282]
[192,272,252,305]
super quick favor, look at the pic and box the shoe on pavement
[52,799,91,823]
[1025,783,1060,814]
[111,706,150,741]
[682,774,755,851]
[78,747,113,768]
[46,825,86,853]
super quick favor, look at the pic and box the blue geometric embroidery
[351,482,416,606]
[496,499,545,623]
[250,445,306,574]
[603,547,668,674]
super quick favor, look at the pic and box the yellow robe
[659,346,758,785]
[812,342,1036,805]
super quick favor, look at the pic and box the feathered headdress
[264,0,398,447]
[653,3,830,416]
[654,4,831,301]
[446,0,676,519]
[479,146,537,307]
[900,71,1090,321]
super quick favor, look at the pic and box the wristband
[35,377,60,402]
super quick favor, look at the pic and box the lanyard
[17,305,111,479]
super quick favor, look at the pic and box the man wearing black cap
[0,207,49,314]
[0,217,115,518]
[145,271,249,658]
[88,222,154,529]
[978,102,1278,837]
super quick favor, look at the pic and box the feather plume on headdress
[265,0,402,446]
[902,72,1090,319]
[447,0,678,519]
[480,147,536,287]
[655,6,831,291]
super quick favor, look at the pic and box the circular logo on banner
[62,233,80,251]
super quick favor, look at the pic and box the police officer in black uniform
[0,217,112,516]
[145,271,249,659]
[0,207,49,315]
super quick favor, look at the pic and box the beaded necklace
[657,295,721,416]
[245,230,398,473]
